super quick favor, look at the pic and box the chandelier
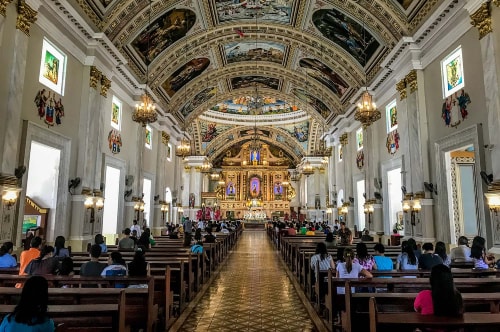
[132,0,157,127]
[354,90,380,128]
[175,138,190,158]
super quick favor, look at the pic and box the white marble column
[0,0,13,47]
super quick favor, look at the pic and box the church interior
[1,0,500,330]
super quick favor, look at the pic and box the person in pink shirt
[414,264,463,316]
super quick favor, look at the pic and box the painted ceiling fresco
[179,86,217,117]
[278,121,310,150]
[200,121,233,151]
[291,88,331,119]
[312,9,380,66]
[161,58,210,97]
[210,96,298,115]
[230,76,280,90]
[212,0,295,25]
[131,8,196,63]
[224,41,286,65]
[299,58,349,99]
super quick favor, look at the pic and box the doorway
[445,145,479,242]
[387,168,402,233]
[103,166,120,237]
[356,179,365,232]
[25,141,61,242]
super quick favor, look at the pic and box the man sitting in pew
[419,243,443,270]
[101,252,127,277]
[80,244,106,276]
[450,236,472,264]
[0,242,17,268]
[118,228,135,250]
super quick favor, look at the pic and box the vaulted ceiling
[74,0,439,166]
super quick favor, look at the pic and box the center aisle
[174,230,318,332]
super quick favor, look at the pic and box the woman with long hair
[0,242,17,268]
[128,246,148,277]
[0,275,55,330]
[435,241,450,267]
[54,236,69,258]
[415,264,463,316]
[354,242,377,271]
[336,248,373,294]
[25,245,59,276]
[396,240,418,270]
[138,228,151,249]
[310,242,335,279]
[470,236,494,269]
[94,234,107,253]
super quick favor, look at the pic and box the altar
[244,210,267,221]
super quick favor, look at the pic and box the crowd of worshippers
[307,234,496,323]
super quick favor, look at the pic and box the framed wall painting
[356,128,363,151]
[145,125,152,150]
[386,100,397,133]
[39,38,67,96]
[441,46,464,98]
[111,96,122,130]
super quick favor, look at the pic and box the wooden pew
[0,290,126,331]
[369,297,500,332]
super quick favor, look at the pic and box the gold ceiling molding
[0,0,13,17]
[100,75,112,97]
[339,133,348,146]
[16,1,37,36]
[470,2,492,40]
[396,78,407,100]
[407,0,441,31]
[405,70,418,93]
[89,66,102,88]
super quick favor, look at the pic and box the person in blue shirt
[0,242,17,268]
[0,275,55,331]
[94,234,107,253]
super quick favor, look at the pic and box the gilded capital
[395,79,407,100]
[0,0,13,17]
[470,3,492,39]
[161,131,170,145]
[405,70,418,93]
[89,66,102,89]
[16,1,37,36]
[100,75,111,97]
[339,133,348,146]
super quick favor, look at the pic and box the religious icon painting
[386,100,397,133]
[386,130,400,155]
[145,125,152,150]
[356,128,363,151]
[441,47,464,98]
[108,129,122,154]
[39,39,67,96]
[356,150,364,169]
[34,89,65,127]
[111,97,121,130]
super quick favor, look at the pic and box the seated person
[128,247,148,288]
[118,228,135,249]
[0,242,17,268]
[361,229,374,242]
[305,227,315,236]
[419,243,443,270]
[191,240,210,263]
[204,227,216,243]
[373,243,393,271]
[450,236,472,263]
[101,252,127,276]
[80,244,107,276]
[25,245,60,276]
[95,234,107,253]
[129,230,139,245]
[54,235,70,258]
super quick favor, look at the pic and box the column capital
[15,0,37,36]
[100,75,111,97]
[89,66,102,89]
[0,0,13,17]
[470,2,492,39]
[339,133,348,146]
[405,70,418,93]
[395,78,407,100]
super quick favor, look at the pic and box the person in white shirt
[336,248,373,295]
[450,236,472,263]
[197,220,205,230]
[130,220,142,237]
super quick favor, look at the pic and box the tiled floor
[175,230,317,331]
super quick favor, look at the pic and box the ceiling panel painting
[299,58,349,99]
[280,121,309,150]
[312,9,380,66]
[230,76,280,90]
[275,131,307,154]
[161,58,210,97]
[213,0,295,25]
[291,88,331,119]
[131,8,196,63]
[238,128,272,139]
[210,96,298,115]
[224,41,286,65]
[179,86,217,118]
[200,121,233,143]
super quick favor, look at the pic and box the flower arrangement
[393,222,404,231]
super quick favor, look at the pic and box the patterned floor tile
[176,231,317,332]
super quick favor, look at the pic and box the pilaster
[372,203,383,235]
